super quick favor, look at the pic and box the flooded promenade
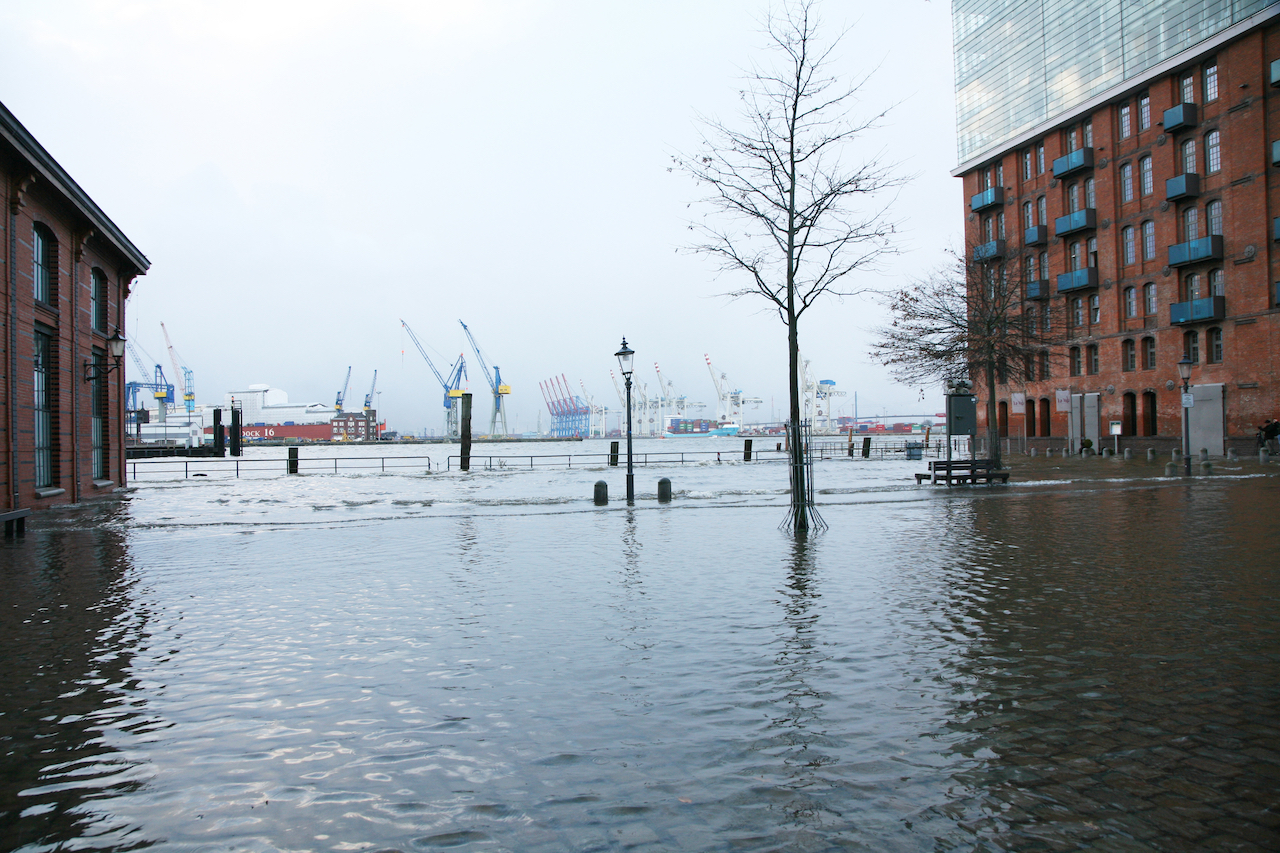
[2,440,1278,851]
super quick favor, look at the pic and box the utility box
[947,394,978,436]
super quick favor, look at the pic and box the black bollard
[743,439,753,462]
[212,407,225,455]
[460,393,473,472]
[610,440,619,466]
[229,406,242,457]
[861,436,871,458]
[657,477,672,503]
[594,480,608,505]
[287,446,299,474]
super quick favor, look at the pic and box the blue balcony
[1025,279,1050,299]
[1274,217,1280,241]
[1052,147,1094,178]
[970,187,1004,212]
[1271,58,1280,87]
[1163,103,1198,133]
[1024,224,1048,246]
[1054,208,1096,237]
[972,239,1006,262]
[1168,235,1223,267]
[1057,267,1098,293]
[1170,296,1226,325]
[1166,173,1200,201]
[1272,140,1280,166]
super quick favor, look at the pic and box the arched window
[1070,242,1082,270]
[1143,282,1157,316]
[33,223,57,305]
[1183,206,1199,241]
[1209,268,1224,297]
[1206,130,1221,173]
[1085,177,1096,209]
[1086,343,1099,374]
[1089,293,1100,324]
[1181,138,1197,174]
[1207,200,1222,236]
[1207,327,1223,363]
[1142,220,1156,260]
[1184,329,1200,364]
[1037,196,1047,225]
[1140,156,1153,195]
[1120,162,1134,202]
[1124,286,1138,318]
[1138,93,1151,129]
[1119,104,1132,139]
[1122,226,1135,265]
[1087,236,1098,267]
[1181,71,1195,104]
[1040,397,1052,437]
[1204,61,1218,101]
[1025,303,1038,330]
[1022,149,1032,181]
[1142,336,1157,369]
[1185,272,1203,301]
[1068,183,1080,212]
[1070,346,1082,376]
[1072,297,1084,327]
[997,211,1005,239]
[1122,339,1136,371]
[1024,353,1035,382]
[1039,350,1050,379]
[90,268,108,332]
[1023,201,1034,229]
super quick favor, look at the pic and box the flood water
[3,440,1278,852]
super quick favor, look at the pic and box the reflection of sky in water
[3,458,1279,851]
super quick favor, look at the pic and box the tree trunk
[984,359,1002,468]
[787,302,807,532]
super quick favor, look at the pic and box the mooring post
[658,477,672,503]
[594,480,608,505]
[460,393,473,472]
[610,441,619,466]
[861,436,871,459]
[212,407,225,456]
[287,447,299,474]
[229,407,242,457]
[743,439,753,462]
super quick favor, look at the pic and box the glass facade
[954,0,1278,164]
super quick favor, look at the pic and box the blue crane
[334,366,352,414]
[363,370,378,414]
[400,319,467,437]
[459,320,510,436]
[125,341,174,414]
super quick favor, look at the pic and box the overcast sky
[0,0,960,435]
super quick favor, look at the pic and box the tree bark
[984,359,1001,468]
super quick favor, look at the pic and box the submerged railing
[128,455,435,480]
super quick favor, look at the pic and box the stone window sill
[35,487,66,499]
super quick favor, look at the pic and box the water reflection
[927,482,1280,849]
[0,500,153,849]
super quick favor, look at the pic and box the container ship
[665,418,740,437]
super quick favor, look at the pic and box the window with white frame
[1207,200,1222,236]
[1183,206,1199,241]
[1089,293,1100,324]
[1207,326,1223,363]
[1182,138,1197,174]
[1204,61,1218,102]
[1206,130,1221,173]
[1209,268,1224,296]
[1142,220,1156,260]
[1142,336,1156,369]
[1144,282,1157,315]
[1181,71,1195,104]
[1139,92,1151,129]
[1120,162,1133,202]
[1124,286,1137,318]
[1119,103,1131,139]
[1140,156,1153,195]
[1123,226,1135,265]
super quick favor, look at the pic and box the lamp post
[1178,355,1193,476]
[615,338,635,505]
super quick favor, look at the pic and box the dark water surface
[2,469,1278,852]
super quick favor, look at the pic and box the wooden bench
[1,508,31,538]
[915,459,1010,486]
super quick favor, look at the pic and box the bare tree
[675,0,900,532]
[871,251,1058,468]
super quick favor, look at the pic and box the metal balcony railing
[1054,208,1096,237]
[970,187,1004,212]
[1166,173,1200,201]
[1170,295,1225,325]
[1168,235,1223,267]
[1057,267,1098,293]
[1052,147,1093,178]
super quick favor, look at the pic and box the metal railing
[444,449,791,471]
[128,455,434,480]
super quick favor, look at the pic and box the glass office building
[954,0,1279,166]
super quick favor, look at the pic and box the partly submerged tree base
[780,420,827,534]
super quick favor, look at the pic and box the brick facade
[959,20,1280,455]
[1,101,149,510]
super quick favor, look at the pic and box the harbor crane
[458,320,510,437]
[363,370,378,414]
[705,354,762,426]
[654,362,704,429]
[160,322,196,415]
[125,341,174,418]
[400,319,467,438]
[334,366,352,414]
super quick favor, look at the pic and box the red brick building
[956,3,1280,456]
[1,100,149,509]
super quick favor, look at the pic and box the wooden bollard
[594,480,608,505]
[657,477,672,503]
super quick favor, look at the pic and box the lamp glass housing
[1177,355,1193,382]
[615,339,634,378]
[107,329,127,359]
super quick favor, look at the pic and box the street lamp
[1178,355,1193,476]
[615,338,635,505]
[83,329,127,381]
